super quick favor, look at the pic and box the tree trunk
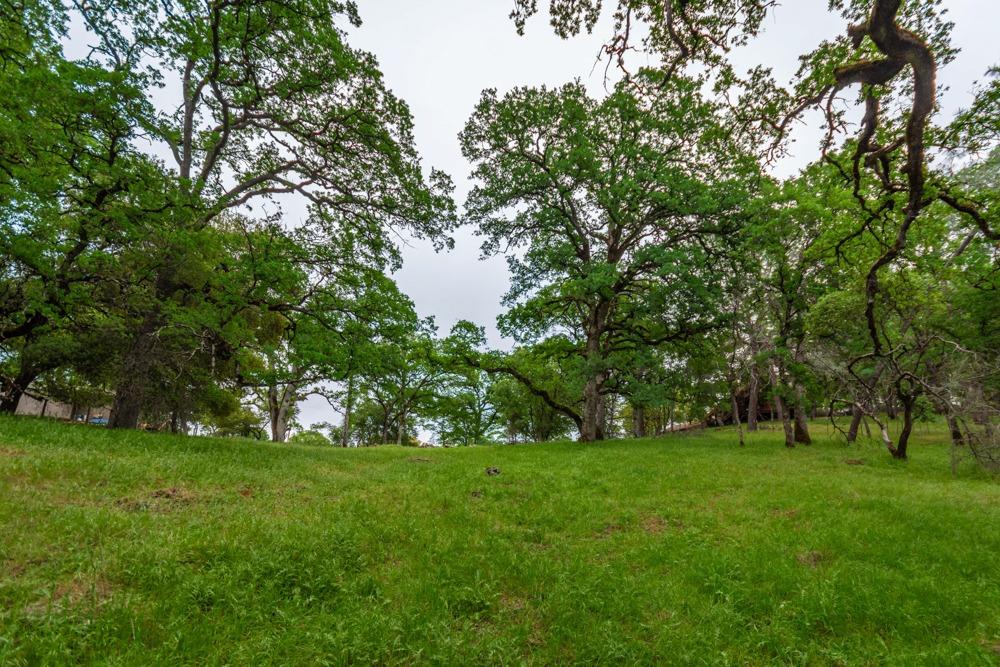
[581,332,602,441]
[894,394,916,460]
[579,307,609,443]
[847,405,864,443]
[596,393,609,439]
[582,375,602,442]
[109,314,161,429]
[341,376,354,447]
[0,364,39,414]
[730,383,745,447]
[769,364,794,448]
[885,394,898,420]
[793,384,812,444]
[747,365,760,432]
[632,404,646,438]
[947,415,964,447]
[396,412,405,446]
[268,384,294,443]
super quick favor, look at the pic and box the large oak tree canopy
[0,0,458,427]
[461,81,759,440]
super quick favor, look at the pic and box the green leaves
[462,79,758,438]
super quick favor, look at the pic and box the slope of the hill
[1,416,998,665]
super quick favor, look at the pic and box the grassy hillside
[1,416,998,665]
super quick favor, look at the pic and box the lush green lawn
[1,416,998,665]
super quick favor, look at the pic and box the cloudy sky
[297,0,999,429]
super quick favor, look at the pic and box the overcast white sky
[296,0,999,430]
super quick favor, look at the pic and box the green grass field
[1,416,998,665]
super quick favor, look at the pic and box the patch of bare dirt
[641,515,685,534]
[797,550,827,568]
[844,458,865,466]
[642,516,666,534]
[595,523,624,539]
[528,620,546,647]
[0,447,25,457]
[23,575,113,617]
[3,557,47,580]
[771,508,800,519]
[409,457,432,464]
[114,486,196,512]
[500,593,527,612]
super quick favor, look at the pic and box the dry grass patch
[22,575,114,618]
